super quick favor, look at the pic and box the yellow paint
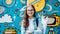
[28,0,35,4]
[6,0,12,4]
[28,0,45,12]
[4,29,16,34]
[48,31,54,34]
[33,0,45,12]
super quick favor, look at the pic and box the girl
[21,5,45,34]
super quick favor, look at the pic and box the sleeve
[21,20,26,34]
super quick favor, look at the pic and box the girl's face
[27,6,34,17]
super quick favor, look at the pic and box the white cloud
[0,14,12,23]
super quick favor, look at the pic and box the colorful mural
[0,0,60,34]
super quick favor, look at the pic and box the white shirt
[28,18,35,32]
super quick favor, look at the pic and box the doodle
[47,18,55,24]
[27,0,39,5]
[3,29,17,34]
[0,6,5,14]
[38,12,42,17]
[0,14,12,23]
[6,0,12,5]
[55,2,59,7]
[20,0,26,4]
[15,4,17,7]
[20,6,26,11]
[19,12,24,17]
[52,10,59,13]
[27,0,45,12]
[13,15,16,21]
[58,0,60,2]
[4,23,8,27]
[3,0,16,7]
[33,0,45,12]
[15,2,18,7]
[48,28,55,34]
[47,14,60,27]
[15,9,19,12]
[12,24,14,27]
[45,4,52,12]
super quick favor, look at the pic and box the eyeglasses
[27,9,34,11]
